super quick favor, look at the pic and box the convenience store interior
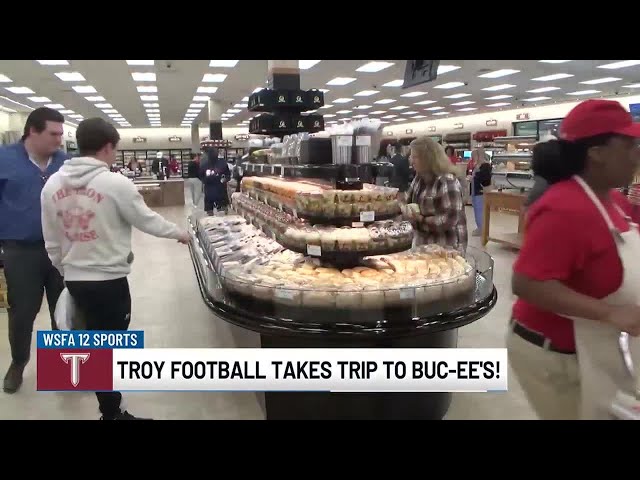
[1,59,640,419]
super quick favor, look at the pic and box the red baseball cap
[559,99,640,141]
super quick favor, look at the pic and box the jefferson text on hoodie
[41,157,183,281]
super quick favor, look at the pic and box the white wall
[115,126,250,150]
[381,93,640,139]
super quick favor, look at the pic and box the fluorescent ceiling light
[527,87,561,93]
[392,119,405,122]
[319,89,330,93]
[414,99,437,105]
[598,60,640,70]
[567,90,601,95]
[299,60,320,69]
[369,110,386,114]
[354,90,379,96]
[320,104,333,109]
[140,95,158,101]
[209,60,239,67]
[6,86,35,94]
[425,106,444,110]
[198,86,218,93]
[132,72,156,82]
[148,114,160,118]
[108,113,123,117]
[202,73,227,82]
[457,107,477,111]
[37,60,68,65]
[73,85,97,93]
[487,102,511,107]
[45,104,64,109]
[95,103,113,108]
[390,106,408,110]
[227,108,241,113]
[434,82,465,89]
[55,72,85,81]
[485,94,512,100]
[85,96,105,102]
[333,98,354,103]
[374,98,396,104]
[190,103,206,108]
[126,60,154,66]
[146,109,160,113]
[532,73,574,81]
[401,91,427,97]
[432,112,449,115]
[437,65,461,74]
[482,84,516,91]
[622,83,640,88]
[0,74,13,82]
[451,101,475,106]
[323,114,336,118]
[354,105,372,110]
[242,96,249,101]
[382,79,404,87]
[28,96,51,102]
[411,115,427,119]
[356,61,394,73]
[401,111,419,115]
[539,60,571,63]
[326,77,357,86]
[252,87,263,93]
[479,69,520,78]
[69,114,83,119]
[580,77,622,85]
[336,110,352,114]
[59,109,74,114]
[188,109,201,113]
[444,93,471,99]
[137,86,157,93]
[193,95,210,101]
[382,114,397,119]
[102,109,118,113]
[143,103,159,108]
[522,96,551,101]
[234,103,248,108]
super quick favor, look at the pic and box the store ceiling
[0,60,639,130]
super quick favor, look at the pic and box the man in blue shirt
[0,107,71,393]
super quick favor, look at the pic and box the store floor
[0,203,536,420]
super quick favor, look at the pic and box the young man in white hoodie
[40,118,189,420]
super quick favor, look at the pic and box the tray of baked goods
[239,161,394,182]
[189,213,495,326]
[241,176,400,225]
[231,192,413,259]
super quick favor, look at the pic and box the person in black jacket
[185,153,203,209]
[389,143,411,193]
[199,148,230,213]
[470,149,492,236]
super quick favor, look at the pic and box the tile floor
[0,201,536,420]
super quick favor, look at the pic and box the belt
[510,319,576,355]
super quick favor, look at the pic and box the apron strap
[573,175,617,231]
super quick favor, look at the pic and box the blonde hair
[472,147,487,165]
[410,136,456,177]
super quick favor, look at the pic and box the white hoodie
[41,156,183,281]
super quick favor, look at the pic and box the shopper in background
[0,107,70,394]
[445,145,459,165]
[508,99,640,420]
[41,117,189,420]
[185,153,203,209]
[200,148,231,214]
[403,136,468,254]
[470,149,492,236]
[389,142,411,195]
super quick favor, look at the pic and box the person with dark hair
[389,142,411,194]
[40,117,189,420]
[199,147,230,213]
[444,145,459,165]
[185,152,203,209]
[508,99,640,420]
[0,107,70,393]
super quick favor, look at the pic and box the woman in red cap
[508,99,640,419]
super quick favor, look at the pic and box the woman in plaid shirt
[404,136,468,254]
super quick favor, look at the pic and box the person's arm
[40,188,63,275]
[417,176,465,234]
[511,205,640,332]
[114,177,184,240]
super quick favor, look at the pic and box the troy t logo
[60,353,90,387]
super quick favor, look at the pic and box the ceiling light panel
[0,74,12,82]
[356,61,394,73]
[209,60,239,67]
[137,85,158,93]
[127,60,154,66]
[45,104,65,109]
[132,72,156,82]
[198,86,218,93]
[437,65,461,74]
[479,69,520,78]
[401,91,427,97]
[354,90,379,96]
[482,84,516,91]
[73,85,97,93]
[457,107,477,111]
[326,77,357,86]
[202,73,227,82]
[451,101,475,106]
[522,96,551,101]
[37,60,68,65]
[527,87,561,93]
[567,89,601,95]
[333,98,354,103]
[389,106,408,110]
[580,77,622,84]
[6,86,34,94]
[190,103,206,108]
[623,83,640,88]
[539,60,571,63]
[434,82,465,89]
[94,103,113,108]
[193,96,210,101]
[485,95,512,100]
[140,95,158,101]
[55,72,85,82]
[425,106,444,110]
[598,60,640,69]
[432,112,449,115]
[487,102,511,107]
[374,99,396,104]
[532,73,574,81]
[414,100,437,105]
[28,96,51,102]
[85,96,105,102]
[143,103,159,108]
[444,93,471,99]
[299,60,321,69]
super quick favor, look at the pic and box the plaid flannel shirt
[408,173,468,253]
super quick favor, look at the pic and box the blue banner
[36,330,144,349]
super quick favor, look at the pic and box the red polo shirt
[512,178,638,351]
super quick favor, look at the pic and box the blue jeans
[472,194,483,230]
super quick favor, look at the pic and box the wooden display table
[134,178,185,207]
[481,190,526,249]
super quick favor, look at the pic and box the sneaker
[101,410,153,420]
[3,362,25,394]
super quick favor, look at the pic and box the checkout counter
[133,176,185,207]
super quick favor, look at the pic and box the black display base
[259,329,457,420]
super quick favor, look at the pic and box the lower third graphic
[37,348,113,391]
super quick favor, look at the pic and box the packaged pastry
[273,284,303,307]
[335,284,363,309]
[302,284,336,308]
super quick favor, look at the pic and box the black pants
[2,241,64,365]
[66,277,131,419]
